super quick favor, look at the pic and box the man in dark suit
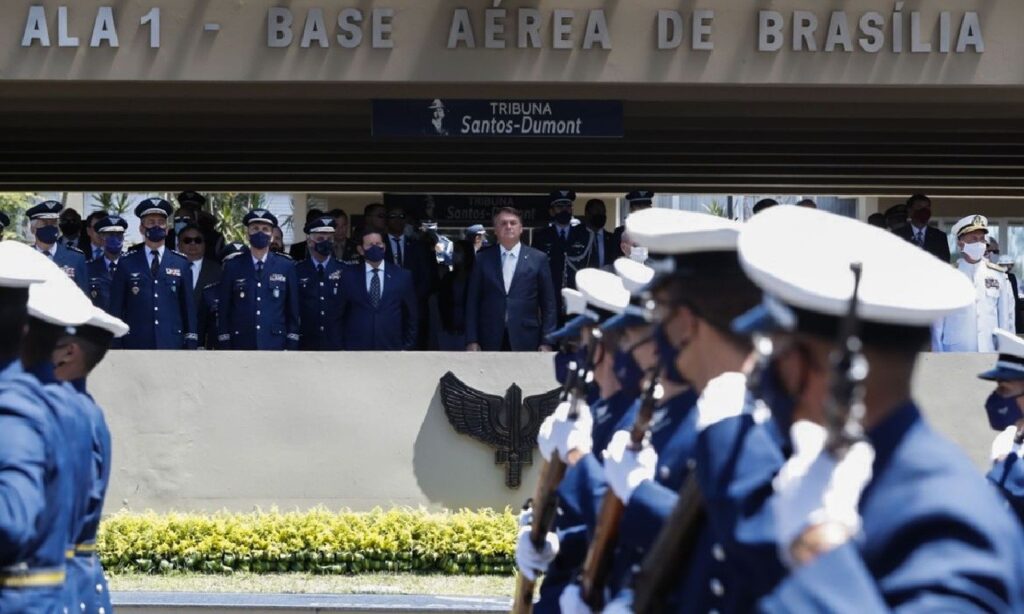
[466,207,557,352]
[894,194,951,263]
[611,190,654,261]
[178,224,223,313]
[339,229,418,350]
[384,204,435,348]
[108,198,198,349]
[584,198,616,269]
[530,190,593,322]
[218,209,300,351]
[295,216,348,351]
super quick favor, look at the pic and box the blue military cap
[243,208,278,227]
[549,190,577,206]
[26,200,63,220]
[0,210,9,230]
[92,215,129,234]
[134,197,173,219]
[625,190,655,206]
[979,329,1024,382]
[176,191,206,207]
[304,216,336,234]
[547,313,598,344]
[464,224,486,240]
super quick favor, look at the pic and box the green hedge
[98,508,517,576]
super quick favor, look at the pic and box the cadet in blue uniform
[85,215,128,313]
[108,198,197,349]
[978,328,1024,524]
[530,190,596,321]
[733,206,1024,612]
[218,209,300,350]
[296,216,348,351]
[27,200,89,293]
[0,241,77,613]
[52,306,128,614]
[198,243,246,350]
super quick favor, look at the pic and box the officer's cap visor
[545,313,597,344]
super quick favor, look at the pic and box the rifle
[511,327,602,614]
[824,262,867,455]
[578,368,662,609]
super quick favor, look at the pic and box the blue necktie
[370,269,381,308]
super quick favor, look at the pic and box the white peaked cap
[626,208,741,254]
[27,260,94,327]
[575,269,630,314]
[562,288,588,317]
[0,241,52,288]
[738,206,974,327]
[614,257,655,295]
[85,306,129,338]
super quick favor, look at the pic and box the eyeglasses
[180,237,204,245]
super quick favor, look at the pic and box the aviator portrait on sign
[429,99,449,136]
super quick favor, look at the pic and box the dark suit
[587,228,617,269]
[218,252,301,351]
[1008,272,1024,333]
[385,234,437,349]
[338,263,418,351]
[465,244,557,351]
[295,257,348,351]
[190,259,223,311]
[612,225,626,261]
[108,248,197,349]
[530,224,594,324]
[895,224,951,263]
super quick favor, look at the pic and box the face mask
[554,348,575,386]
[984,391,1024,431]
[145,226,167,242]
[554,210,573,225]
[629,246,649,264]
[103,235,124,254]
[364,244,386,263]
[962,241,987,261]
[910,208,931,226]
[589,214,607,229]
[653,323,687,386]
[314,240,334,257]
[249,231,271,249]
[59,221,81,237]
[613,349,645,393]
[35,225,60,244]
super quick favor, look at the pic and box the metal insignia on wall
[439,371,561,489]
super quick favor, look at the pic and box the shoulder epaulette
[170,249,188,259]
[65,245,84,254]
[986,261,1008,273]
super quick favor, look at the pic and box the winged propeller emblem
[439,371,562,488]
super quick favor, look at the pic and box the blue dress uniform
[108,247,197,349]
[218,210,300,351]
[27,200,90,294]
[85,215,128,313]
[296,257,347,350]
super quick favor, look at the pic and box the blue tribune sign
[372,99,624,138]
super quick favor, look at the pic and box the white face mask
[962,241,987,261]
[629,246,649,264]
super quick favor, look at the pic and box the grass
[108,572,515,597]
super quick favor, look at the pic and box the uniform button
[709,610,720,614]
[257,297,262,302]
[319,282,324,287]
[257,282,262,288]
[686,458,697,471]
[98,609,106,614]
[319,326,324,332]
[154,320,159,325]
[712,543,726,562]
[154,306,159,311]
[80,603,86,612]
[256,311,261,316]
[710,578,724,597]
[153,293,158,298]
[256,325,261,330]
[96,584,103,593]
[320,311,325,316]
[659,466,670,481]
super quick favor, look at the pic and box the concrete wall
[90,351,999,514]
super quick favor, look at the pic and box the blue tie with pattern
[370,268,381,308]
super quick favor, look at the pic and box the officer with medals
[108,198,197,349]
[26,200,89,293]
[198,243,246,350]
[51,306,127,614]
[295,216,348,351]
[0,241,90,612]
[726,206,1024,610]
[519,277,636,613]
[979,329,1024,525]
[218,209,300,350]
[530,190,596,322]
[85,215,128,313]
[933,214,1016,351]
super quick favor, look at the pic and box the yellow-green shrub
[98,507,517,576]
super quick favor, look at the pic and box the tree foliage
[0,193,38,240]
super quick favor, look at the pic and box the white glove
[771,420,875,568]
[603,593,634,614]
[537,400,593,462]
[991,425,1021,461]
[514,514,559,582]
[603,430,658,503]
[558,584,595,614]
[696,371,749,431]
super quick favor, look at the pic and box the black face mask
[59,221,81,236]
[588,214,607,229]
[554,210,573,226]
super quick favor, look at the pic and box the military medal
[131,286,139,295]
[240,291,245,299]
[273,287,280,299]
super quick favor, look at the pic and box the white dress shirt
[190,259,204,290]
[146,245,166,269]
[501,242,521,293]
[365,262,386,294]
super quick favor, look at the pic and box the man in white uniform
[933,214,1016,352]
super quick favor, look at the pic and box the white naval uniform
[932,259,1016,352]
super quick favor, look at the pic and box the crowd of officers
[513,206,1024,612]
[0,240,124,613]
[0,189,652,353]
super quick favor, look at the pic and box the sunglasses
[387,213,406,220]
[180,237,204,245]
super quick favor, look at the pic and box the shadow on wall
[412,384,536,511]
